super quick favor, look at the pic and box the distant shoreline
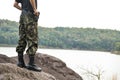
[0,45,111,53]
[0,44,17,47]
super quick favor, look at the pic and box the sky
[0,0,120,30]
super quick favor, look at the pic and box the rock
[0,63,56,80]
[0,53,83,80]
[23,53,83,80]
[0,54,16,63]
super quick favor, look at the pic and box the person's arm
[29,0,39,16]
[13,1,22,10]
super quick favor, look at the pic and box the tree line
[0,19,120,52]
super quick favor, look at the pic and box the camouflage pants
[16,10,38,55]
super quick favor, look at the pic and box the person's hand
[34,10,40,16]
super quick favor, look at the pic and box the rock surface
[0,63,56,80]
[0,53,83,80]
[0,54,16,63]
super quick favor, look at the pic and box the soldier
[13,0,41,71]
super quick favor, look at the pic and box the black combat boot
[17,53,26,68]
[27,55,42,72]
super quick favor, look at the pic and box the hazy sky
[0,0,120,30]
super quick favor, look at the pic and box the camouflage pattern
[16,10,39,55]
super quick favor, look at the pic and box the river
[0,47,120,80]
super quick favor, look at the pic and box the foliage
[0,19,120,51]
[113,42,120,51]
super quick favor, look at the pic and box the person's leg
[26,22,38,55]
[26,22,41,71]
[16,24,27,68]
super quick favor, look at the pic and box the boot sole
[17,64,26,68]
[26,66,42,72]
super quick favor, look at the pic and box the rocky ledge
[0,53,83,80]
